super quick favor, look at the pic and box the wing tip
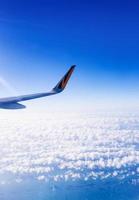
[53,65,76,92]
[71,64,76,69]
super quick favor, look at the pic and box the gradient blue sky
[0,0,139,111]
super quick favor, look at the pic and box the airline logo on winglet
[53,65,76,92]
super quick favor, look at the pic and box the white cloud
[0,111,139,183]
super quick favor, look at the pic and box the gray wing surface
[0,65,75,109]
[0,91,56,103]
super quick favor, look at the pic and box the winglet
[53,65,76,92]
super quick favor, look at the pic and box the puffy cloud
[0,111,139,183]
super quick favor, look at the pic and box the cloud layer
[0,111,139,184]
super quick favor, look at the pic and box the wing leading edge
[0,65,75,109]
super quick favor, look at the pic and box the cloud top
[0,112,139,183]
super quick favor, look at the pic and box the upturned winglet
[53,65,76,92]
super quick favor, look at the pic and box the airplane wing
[0,65,75,109]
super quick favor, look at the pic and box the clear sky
[0,0,139,111]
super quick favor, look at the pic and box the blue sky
[0,0,139,111]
